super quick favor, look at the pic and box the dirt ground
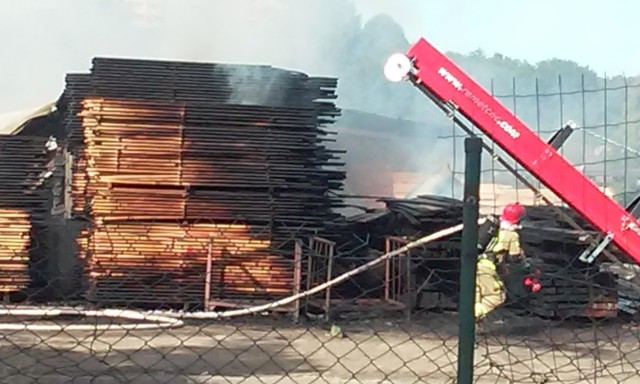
[0,311,639,384]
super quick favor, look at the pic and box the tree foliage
[335,10,640,198]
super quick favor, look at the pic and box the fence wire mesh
[446,74,640,211]
[445,74,640,383]
[2,72,640,384]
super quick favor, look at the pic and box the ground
[0,311,639,384]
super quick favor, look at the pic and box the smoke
[222,65,301,107]
[0,0,364,112]
[124,0,366,78]
[404,139,459,198]
[0,0,458,200]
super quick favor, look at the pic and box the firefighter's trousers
[475,257,506,319]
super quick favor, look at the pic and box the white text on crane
[437,67,520,139]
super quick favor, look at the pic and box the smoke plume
[0,0,457,199]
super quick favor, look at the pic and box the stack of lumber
[57,57,346,306]
[0,136,51,294]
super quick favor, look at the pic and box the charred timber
[339,199,617,318]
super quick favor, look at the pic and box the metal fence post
[457,137,482,384]
[293,240,303,323]
[204,237,213,310]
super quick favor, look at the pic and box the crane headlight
[384,53,411,82]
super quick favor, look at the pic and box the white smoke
[0,0,457,200]
[0,0,369,113]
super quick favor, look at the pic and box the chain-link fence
[443,74,640,383]
[3,62,640,384]
[446,74,640,212]
[3,197,639,384]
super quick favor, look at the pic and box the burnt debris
[332,198,618,319]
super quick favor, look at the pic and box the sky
[0,0,637,114]
[355,0,636,76]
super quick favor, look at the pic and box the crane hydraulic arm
[384,37,640,265]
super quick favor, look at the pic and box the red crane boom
[385,37,640,265]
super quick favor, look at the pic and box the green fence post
[456,137,482,384]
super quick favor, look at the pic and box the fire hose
[0,308,183,331]
[168,219,485,320]
[0,219,483,331]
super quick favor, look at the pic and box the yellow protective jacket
[475,226,522,319]
[484,226,522,265]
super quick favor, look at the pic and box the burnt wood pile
[344,195,465,245]
[332,196,464,304]
[520,205,619,318]
[0,136,52,296]
[56,57,346,308]
[337,198,620,318]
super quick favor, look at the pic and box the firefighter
[475,202,526,320]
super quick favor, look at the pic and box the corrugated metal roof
[0,102,56,136]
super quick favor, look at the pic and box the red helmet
[501,202,525,224]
